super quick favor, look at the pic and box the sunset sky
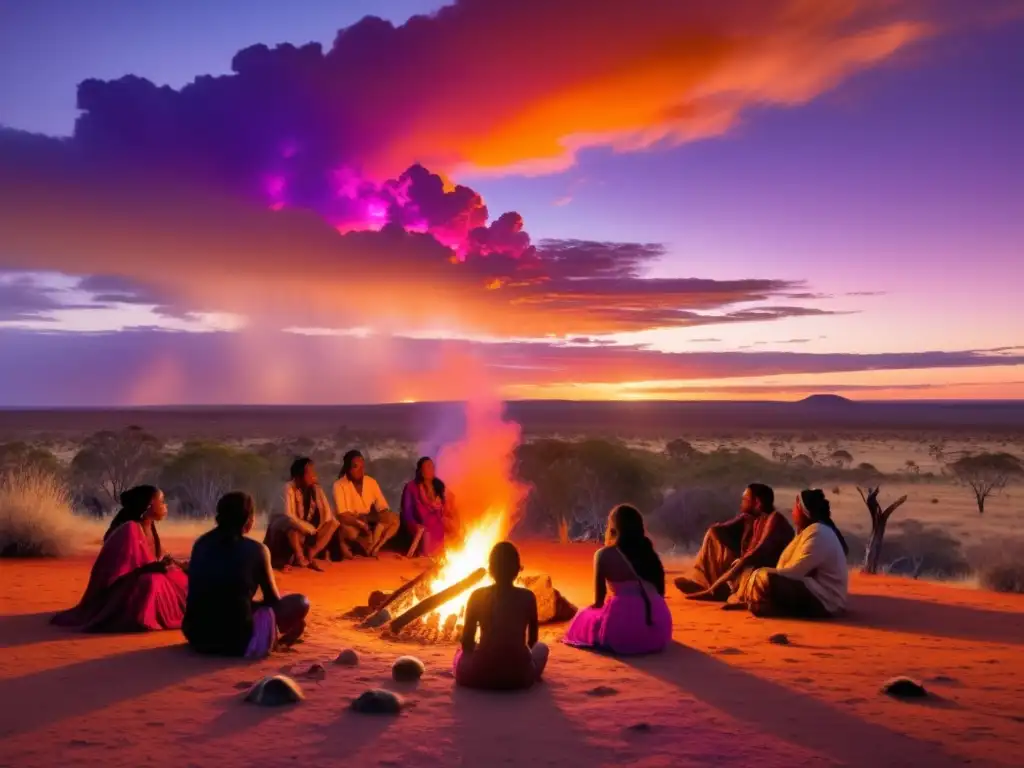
[1,0,1022,405]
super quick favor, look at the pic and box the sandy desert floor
[1,540,1022,768]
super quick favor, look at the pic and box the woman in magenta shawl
[401,457,457,557]
[562,505,672,655]
[52,485,187,633]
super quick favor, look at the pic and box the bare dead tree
[857,485,908,575]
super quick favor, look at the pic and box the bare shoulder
[514,585,537,604]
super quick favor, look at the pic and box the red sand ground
[2,540,1022,767]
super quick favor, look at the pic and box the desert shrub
[857,462,879,473]
[968,539,1024,594]
[0,469,79,558]
[0,441,63,476]
[646,487,738,551]
[516,439,663,539]
[161,442,274,517]
[877,520,970,579]
[977,562,1024,594]
[665,438,702,461]
[71,426,163,510]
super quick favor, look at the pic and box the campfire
[344,394,575,642]
[346,510,575,643]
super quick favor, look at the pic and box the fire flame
[422,507,507,623]
[393,382,528,633]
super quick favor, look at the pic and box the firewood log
[359,561,441,628]
[389,567,487,634]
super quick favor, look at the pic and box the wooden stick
[389,567,487,634]
[406,527,425,559]
[359,561,440,628]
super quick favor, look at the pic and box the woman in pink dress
[401,457,456,557]
[562,504,672,655]
[52,485,187,633]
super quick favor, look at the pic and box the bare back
[462,584,538,653]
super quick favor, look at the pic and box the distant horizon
[4,394,1024,411]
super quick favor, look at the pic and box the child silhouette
[453,541,549,690]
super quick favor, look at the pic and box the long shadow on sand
[618,642,965,768]
[0,643,214,737]
[842,593,1024,646]
[449,681,608,765]
[0,612,70,649]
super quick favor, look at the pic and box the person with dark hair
[563,505,672,655]
[401,457,459,557]
[52,485,187,632]
[332,450,399,557]
[184,492,310,657]
[729,489,849,618]
[674,483,794,602]
[453,541,549,690]
[264,457,342,570]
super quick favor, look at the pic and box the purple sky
[0,1,1022,405]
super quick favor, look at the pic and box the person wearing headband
[728,489,849,618]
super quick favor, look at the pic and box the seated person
[563,505,672,656]
[184,492,309,657]
[401,456,458,557]
[675,483,793,601]
[729,489,849,618]
[264,457,341,571]
[52,485,187,633]
[454,541,549,690]
[333,450,399,557]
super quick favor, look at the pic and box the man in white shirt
[332,450,400,557]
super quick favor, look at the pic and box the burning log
[389,567,487,635]
[359,561,441,628]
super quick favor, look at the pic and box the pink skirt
[562,582,672,656]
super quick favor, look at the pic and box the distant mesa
[797,394,858,408]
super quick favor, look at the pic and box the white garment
[768,522,849,615]
[332,475,389,518]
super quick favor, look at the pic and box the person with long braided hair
[729,489,849,618]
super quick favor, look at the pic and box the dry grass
[0,469,81,558]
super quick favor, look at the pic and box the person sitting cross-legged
[454,541,549,690]
[674,483,794,602]
[264,457,341,571]
[728,489,850,619]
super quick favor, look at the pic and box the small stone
[586,686,619,697]
[520,574,558,623]
[881,677,928,699]
[368,590,389,610]
[768,633,791,646]
[351,689,404,715]
[244,675,304,706]
[302,663,327,681]
[392,655,426,682]
[335,649,360,667]
[716,647,743,656]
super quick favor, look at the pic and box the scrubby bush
[646,487,738,551]
[0,469,80,558]
[977,562,1024,594]
[0,441,63,476]
[71,426,163,510]
[516,439,663,538]
[161,442,274,517]
[968,539,1024,594]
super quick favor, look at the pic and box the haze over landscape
[1,0,1022,406]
